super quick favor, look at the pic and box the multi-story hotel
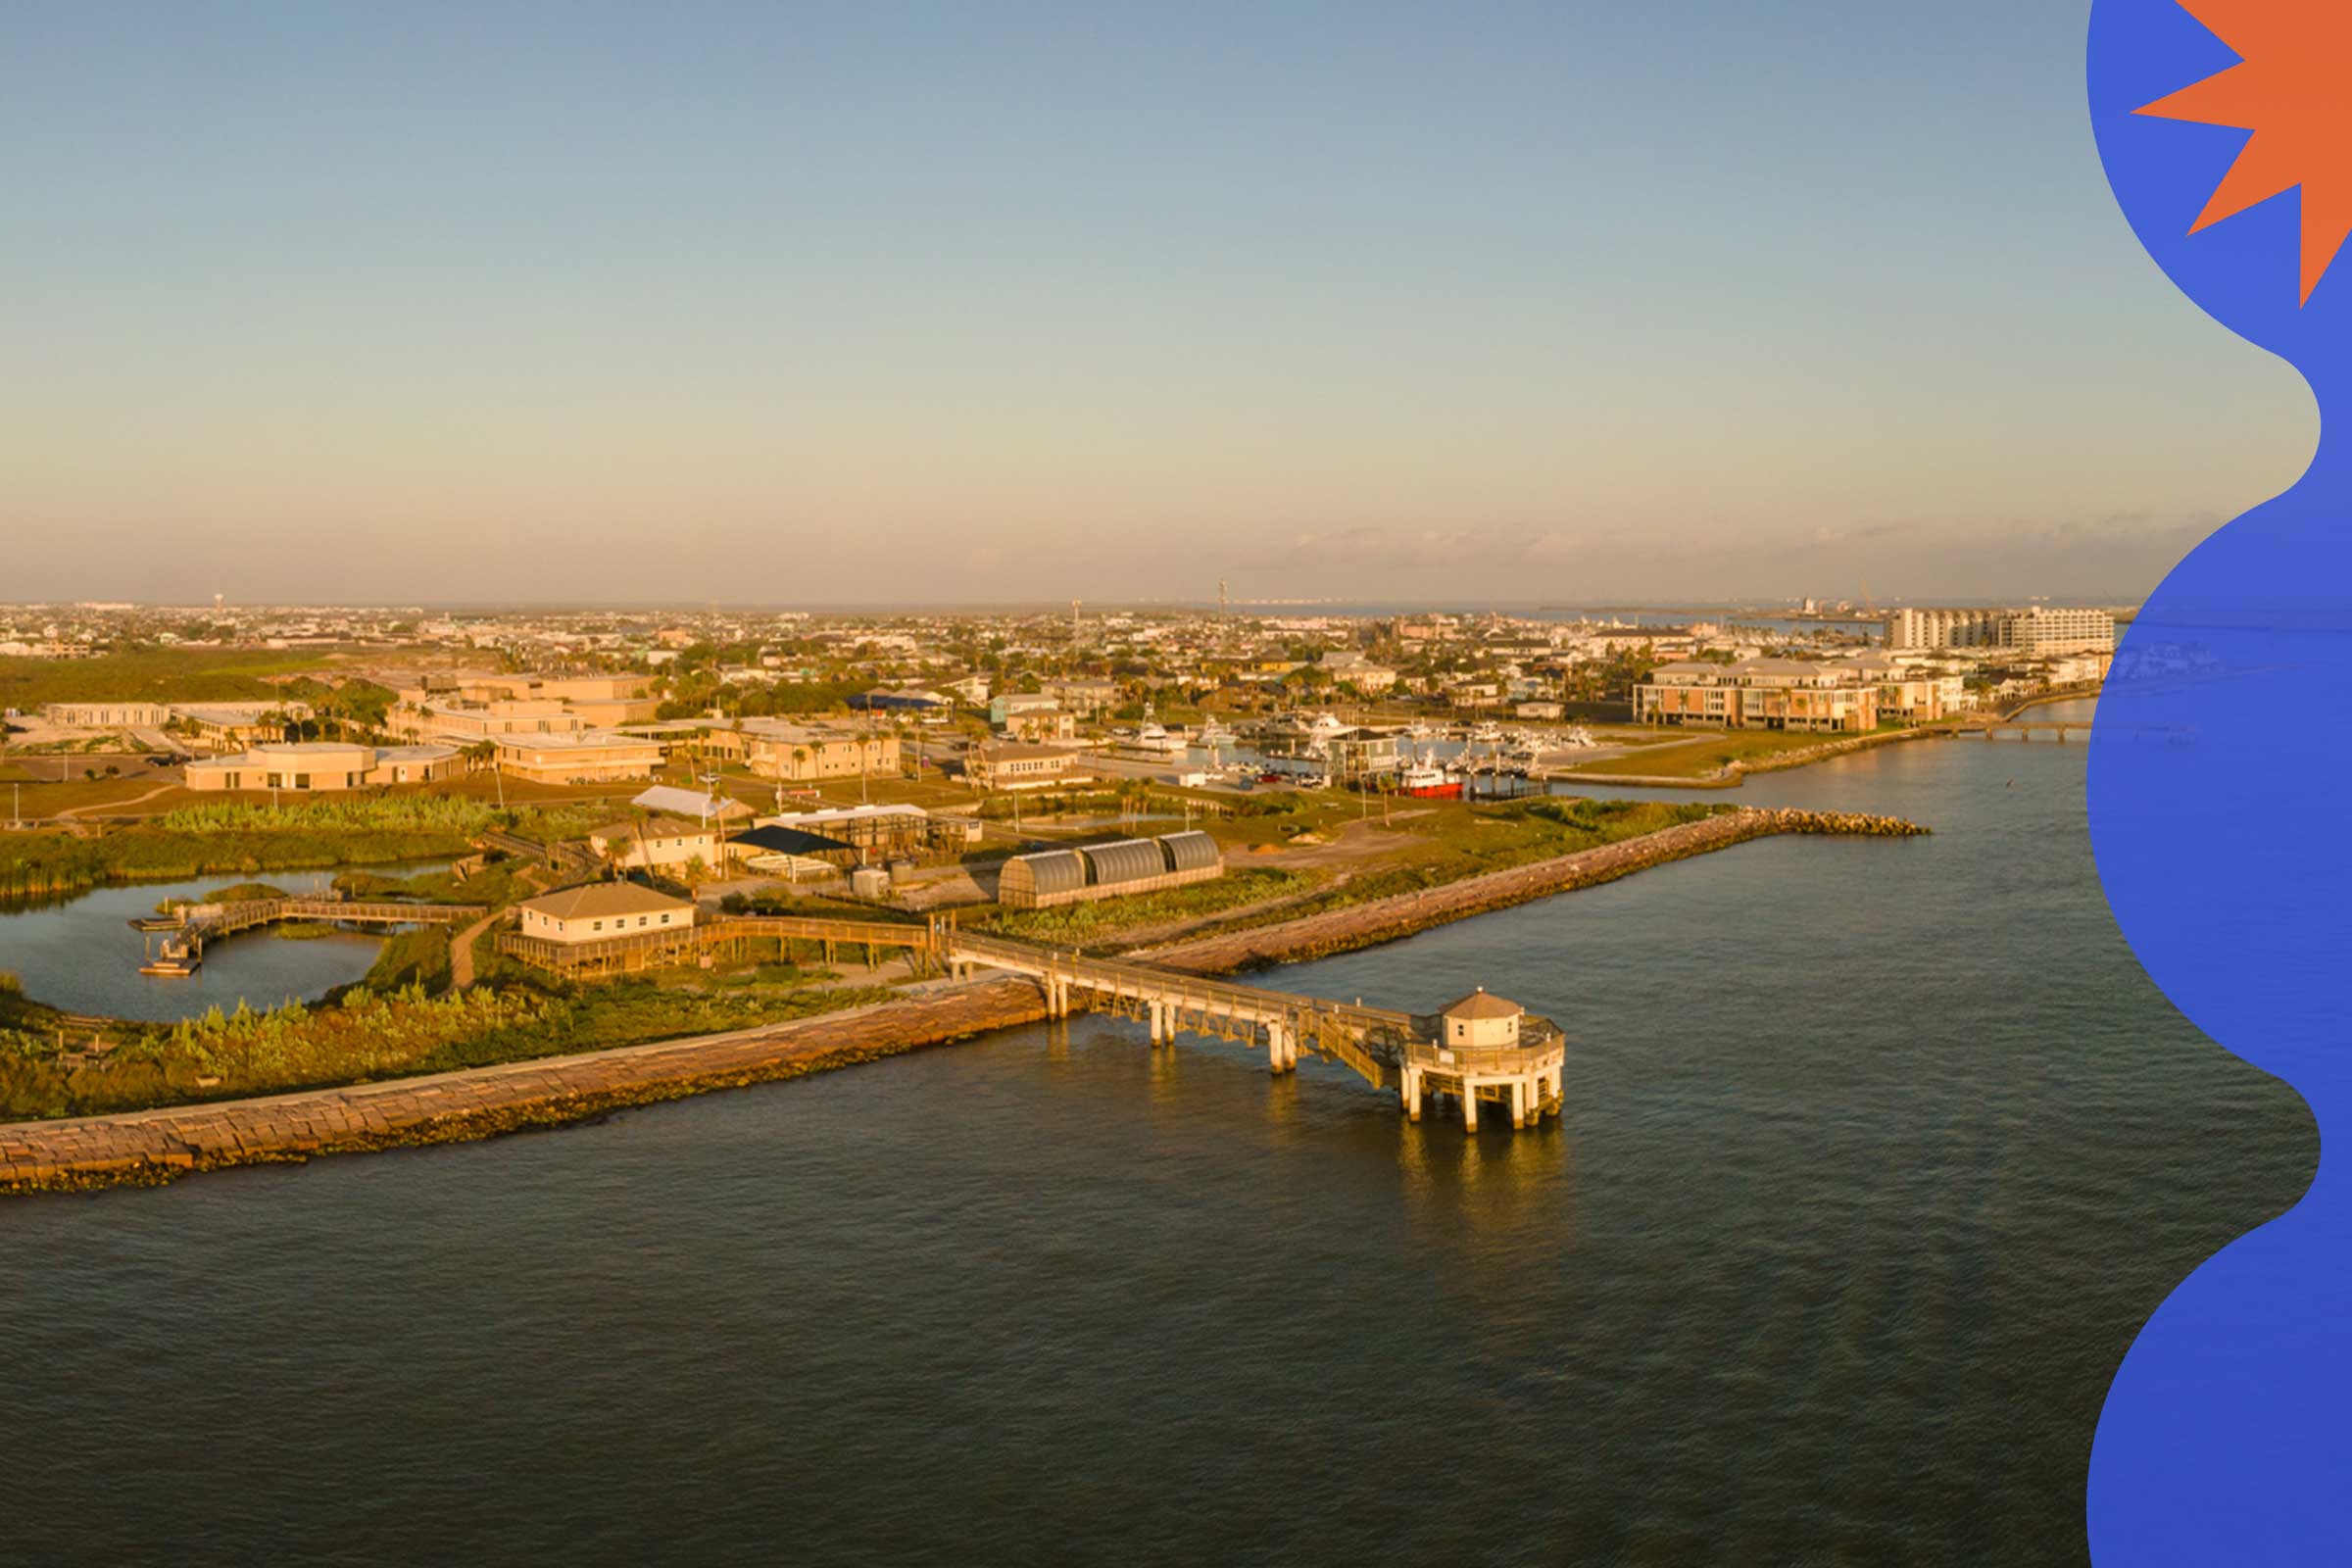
[1635,659,1881,733]
[1885,606,2115,654]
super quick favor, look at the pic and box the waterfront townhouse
[1635,660,1879,733]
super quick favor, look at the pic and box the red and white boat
[1397,758,1462,799]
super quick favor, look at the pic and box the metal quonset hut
[1000,848,1089,909]
[1159,830,1219,874]
[998,832,1226,910]
[1081,838,1167,887]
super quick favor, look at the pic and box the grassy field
[0,962,900,1122]
[1565,728,1873,779]
[0,647,334,710]
[0,796,605,899]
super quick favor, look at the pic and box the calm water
[0,708,2313,1565]
[0,860,451,1021]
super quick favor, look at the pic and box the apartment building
[1635,660,1879,733]
[1886,607,2116,655]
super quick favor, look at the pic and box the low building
[734,720,901,782]
[998,829,1223,909]
[40,702,172,729]
[751,803,968,861]
[494,731,663,784]
[183,741,463,793]
[1515,701,1565,721]
[967,741,1081,791]
[515,883,695,944]
[727,822,862,874]
[172,703,311,745]
[585,816,723,872]
[630,784,755,823]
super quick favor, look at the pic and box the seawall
[1144,808,1923,972]
[1,808,1920,1193]
[0,978,1051,1193]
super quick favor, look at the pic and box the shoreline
[0,807,1924,1195]
[1544,686,2103,790]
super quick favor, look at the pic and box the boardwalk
[135,897,488,973]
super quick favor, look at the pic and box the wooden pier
[132,898,488,975]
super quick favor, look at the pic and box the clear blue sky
[0,1,2310,606]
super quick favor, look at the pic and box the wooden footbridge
[130,897,488,975]
[495,912,948,978]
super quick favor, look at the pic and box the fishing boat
[1397,755,1462,799]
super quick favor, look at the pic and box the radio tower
[1071,598,1081,643]
[1218,579,1229,617]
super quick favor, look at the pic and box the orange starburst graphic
[2135,0,2352,305]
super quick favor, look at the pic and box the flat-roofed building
[734,720,900,782]
[172,703,311,744]
[494,731,663,784]
[40,702,172,729]
[967,741,1081,790]
[1998,608,2117,655]
[186,744,366,793]
[515,883,695,944]
[397,699,586,742]
[1635,659,1879,733]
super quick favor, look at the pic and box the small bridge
[132,898,488,974]
[478,828,601,875]
[1949,719,2194,743]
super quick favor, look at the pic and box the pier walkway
[132,898,488,974]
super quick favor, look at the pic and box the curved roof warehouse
[998,830,1224,909]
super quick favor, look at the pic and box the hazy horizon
[4,2,2311,607]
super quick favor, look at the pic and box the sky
[0,1,2318,608]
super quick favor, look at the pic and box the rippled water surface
[0,860,451,1021]
[0,711,2313,1565]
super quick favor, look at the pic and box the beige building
[40,702,172,728]
[968,741,1081,790]
[586,816,723,872]
[183,742,464,793]
[494,732,663,784]
[172,703,312,745]
[515,883,695,944]
[394,699,587,742]
[1635,659,1879,733]
[734,720,900,782]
